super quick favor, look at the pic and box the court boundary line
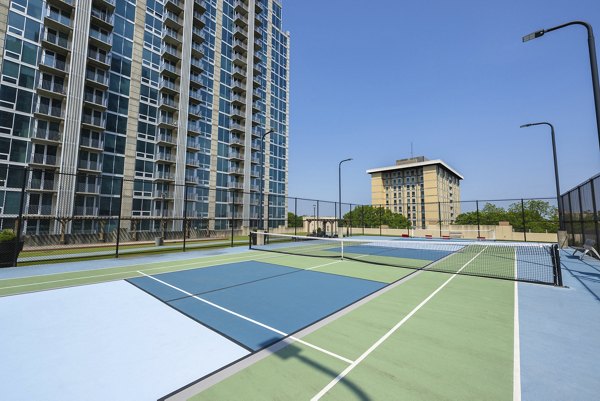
[514,249,522,401]
[137,266,354,365]
[310,246,488,400]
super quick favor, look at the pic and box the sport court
[0,234,598,401]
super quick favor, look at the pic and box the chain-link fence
[560,173,599,249]
[0,168,561,267]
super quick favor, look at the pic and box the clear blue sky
[282,0,600,205]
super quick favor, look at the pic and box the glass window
[21,42,38,65]
[18,65,35,88]
[24,18,40,42]
[15,89,33,113]
[9,139,27,162]
[2,60,19,81]
[13,114,30,137]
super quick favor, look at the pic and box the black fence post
[349,203,353,237]
[183,184,188,252]
[591,179,599,248]
[230,189,235,247]
[294,197,298,236]
[316,200,320,235]
[115,177,125,258]
[14,166,28,267]
[438,201,442,238]
[476,200,481,239]
[521,198,527,242]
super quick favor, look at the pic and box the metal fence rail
[560,173,600,249]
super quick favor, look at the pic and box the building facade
[0,0,289,234]
[367,157,463,228]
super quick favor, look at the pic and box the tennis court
[0,234,597,401]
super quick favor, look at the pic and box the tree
[342,205,410,229]
[287,212,303,228]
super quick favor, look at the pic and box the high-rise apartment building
[0,0,289,234]
[367,157,463,228]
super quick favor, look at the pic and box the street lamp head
[520,124,533,128]
[522,29,545,42]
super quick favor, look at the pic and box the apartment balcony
[34,103,65,122]
[185,138,200,150]
[29,179,57,192]
[92,0,116,10]
[228,151,243,161]
[252,75,261,87]
[158,115,178,128]
[252,87,265,100]
[78,160,102,173]
[250,155,260,164]
[251,140,261,150]
[74,206,99,216]
[193,11,207,27]
[90,8,114,30]
[46,0,74,10]
[163,10,183,29]
[234,0,248,14]
[85,69,110,89]
[232,79,246,92]
[194,0,207,13]
[41,29,71,54]
[162,27,182,46]
[188,193,209,202]
[232,65,246,80]
[232,52,247,68]
[76,182,101,194]
[27,205,54,216]
[186,158,200,168]
[189,73,204,88]
[30,153,59,168]
[156,152,176,164]
[254,50,265,63]
[229,167,244,176]
[254,38,263,51]
[161,44,182,62]
[79,136,104,151]
[158,96,178,112]
[160,61,181,78]
[250,167,260,177]
[189,89,202,104]
[190,58,203,73]
[228,181,244,190]
[164,0,184,13]
[37,78,67,98]
[39,54,69,76]
[87,48,111,70]
[185,175,209,186]
[43,6,73,31]
[251,113,263,126]
[152,190,175,199]
[251,126,262,137]
[250,184,260,192]
[230,136,244,147]
[231,107,245,119]
[230,122,245,134]
[255,14,263,28]
[155,171,175,181]
[31,128,62,144]
[231,93,245,106]
[83,92,108,110]
[81,113,106,130]
[234,25,247,40]
[191,41,204,57]
[254,27,263,39]
[254,0,263,13]
[157,133,176,146]
[234,12,248,28]
[159,79,180,94]
[89,29,113,49]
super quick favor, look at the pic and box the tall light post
[313,204,316,234]
[338,158,353,237]
[259,128,274,230]
[520,122,563,229]
[523,21,600,150]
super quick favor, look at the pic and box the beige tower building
[367,156,463,228]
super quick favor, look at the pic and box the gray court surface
[0,280,249,401]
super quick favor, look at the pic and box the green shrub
[0,229,17,242]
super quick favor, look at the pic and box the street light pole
[259,129,274,230]
[523,21,600,150]
[313,204,316,235]
[520,122,563,229]
[338,158,353,237]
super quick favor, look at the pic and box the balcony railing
[228,181,244,189]
[163,27,182,43]
[187,138,201,149]
[163,10,183,26]
[44,6,73,27]
[230,122,245,132]
[31,153,58,165]
[230,136,244,146]
[74,206,99,216]
[27,205,53,215]
[156,152,175,162]
[40,54,69,72]
[84,92,108,108]
[159,79,179,92]
[157,133,176,144]
[30,179,56,191]
[91,8,115,26]
[42,29,71,50]
[32,128,61,142]
[159,97,178,109]
[160,62,181,76]
[153,190,175,199]
[85,69,110,86]
[78,160,101,171]
[38,78,66,95]
[88,48,111,66]
[76,183,100,193]
[89,29,113,46]
[155,171,175,180]
[35,103,64,119]
[79,137,103,149]
[81,113,106,128]
[158,115,177,127]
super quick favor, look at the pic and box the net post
[552,244,563,286]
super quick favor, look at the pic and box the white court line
[137,268,354,364]
[513,249,521,401]
[0,251,287,290]
[310,246,489,401]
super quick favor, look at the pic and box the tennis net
[249,232,562,286]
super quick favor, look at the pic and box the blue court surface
[127,261,387,350]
